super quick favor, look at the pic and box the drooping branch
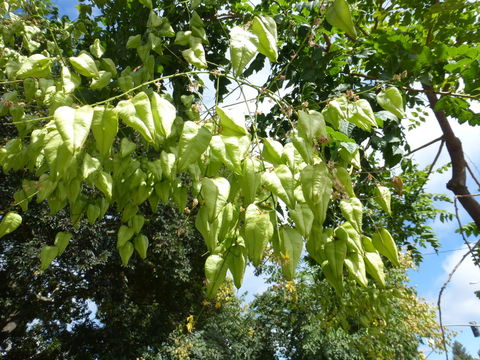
[422,83,480,230]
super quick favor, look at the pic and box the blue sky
[54,1,480,357]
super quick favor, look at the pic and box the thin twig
[466,162,480,189]
[406,136,444,156]
[454,198,480,266]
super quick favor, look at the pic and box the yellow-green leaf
[40,245,59,271]
[69,53,99,77]
[278,226,303,281]
[0,212,22,238]
[54,232,72,255]
[251,16,278,62]
[151,92,176,138]
[134,234,149,259]
[229,26,259,75]
[92,106,118,157]
[116,92,156,143]
[119,241,134,266]
[325,0,357,39]
[205,254,228,298]
[244,204,274,266]
[54,105,94,154]
[177,121,212,172]
[374,184,392,215]
[372,228,400,266]
[377,87,405,119]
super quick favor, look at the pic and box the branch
[422,83,480,230]
[405,135,444,156]
[349,73,479,100]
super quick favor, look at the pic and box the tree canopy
[1,0,479,358]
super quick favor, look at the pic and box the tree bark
[422,83,480,230]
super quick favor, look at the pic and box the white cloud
[440,250,480,325]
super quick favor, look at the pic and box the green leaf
[297,110,328,144]
[95,171,113,199]
[205,254,228,298]
[229,26,259,75]
[226,243,246,289]
[374,185,392,215]
[101,58,117,76]
[160,151,176,179]
[54,232,72,255]
[262,138,283,165]
[134,234,149,259]
[210,135,251,174]
[279,227,303,281]
[0,212,22,238]
[151,92,176,138]
[92,106,118,157]
[90,71,112,90]
[69,53,99,77]
[364,250,386,287]
[376,87,405,119]
[339,197,363,233]
[344,252,368,287]
[244,204,274,266]
[195,207,220,252]
[182,39,207,69]
[116,92,156,143]
[201,177,230,222]
[240,157,262,205]
[216,106,248,136]
[325,0,357,39]
[16,54,51,79]
[138,0,152,9]
[349,99,377,131]
[177,121,212,172]
[334,167,355,197]
[120,138,136,157]
[129,214,145,234]
[81,153,101,179]
[90,39,105,58]
[54,105,94,155]
[126,34,142,49]
[251,16,278,62]
[372,228,400,266]
[289,203,314,237]
[300,164,332,225]
[40,245,59,271]
[87,204,101,224]
[117,225,135,248]
[119,242,134,266]
[262,165,296,208]
[325,229,347,281]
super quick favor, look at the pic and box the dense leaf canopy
[1,0,479,358]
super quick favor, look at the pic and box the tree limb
[422,83,480,230]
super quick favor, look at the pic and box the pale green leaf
[0,212,22,238]
[205,254,228,298]
[325,0,357,39]
[40,245,59,271]
[201,177,230,222]
[177,121,212,172]
[16,54,51,79]
[151,92,176,138]
[251,16,278,62]
[54,232,72,255]
[90,39,105,58]
[216,106,248,136]
[377,87,406,119]
[244,204,274,266]
[54,105,94,154]
[69,53,99,77]
[92,106,118,157]
[229,26,259,76]
[116,92,156,143]
[279,227,303,281]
